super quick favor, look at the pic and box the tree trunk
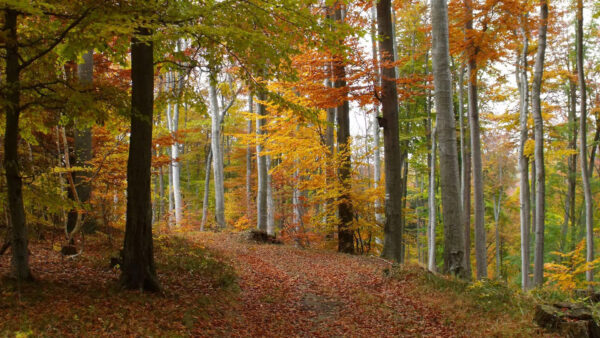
[247,95,253,219]
[256,91,268,233]
[517,21,531,290]
[430,0,466,277]
[209,75,225,229]
[576,0,593,284]
[562,73,577,253]
[200,148,212,231]
[69,50,95,233]
[532,0,548,287]
[120,27,160,292]
[377,0,403,262]
[494,193,502,279]
[428,126,437,271]
[266,155,275,236]
[458,63,472,279]
[370,1,383,226]
[170,70,183,227]
[334,3,354,254]
[4,9,32,281]
[465,0,487,280]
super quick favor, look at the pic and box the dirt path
[195,233,459,337]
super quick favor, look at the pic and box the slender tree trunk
[517,22,531,290]
[209,75,225,229]
[256,91,268,233]
[465,0,487,280]
[170,70,183,227]
[158,163,165,221]
[266,155,275,236]
[4,9,32,281]
[458,62,472,279]
[121,27,160,292]
[69,50,95,233]
[200,148,212,231]
[377,0,403,262]
[428,126,437,271]
[431,0,466,277]
[247,95,253,219]
[370,1,382,225]
[563,75,577,253]
[576,0,593,284]
[532,0,548,287]
[334,3,354,254]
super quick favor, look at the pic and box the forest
[1,0,600,336]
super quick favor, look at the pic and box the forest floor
[1,230,552,337]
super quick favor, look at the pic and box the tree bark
[256,91,268,233]
[120,27,160,292]
[576,0,593,284]
[370,1,382,226]
[458,63,472,279]
[377,0,403,262]
[200,148,212,231]
[428,126,437,271]
[334,3,354,254]
[465,0,487,280]
[209,74,225,229]
[517,21,531,290]
[431,0,466,277]
[532,0,548,287]
[170,69,183,227]
[247,95,253,219]
[4,9,32,281]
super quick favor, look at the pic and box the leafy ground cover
[1,230,553,336]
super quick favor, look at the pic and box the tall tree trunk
[576,0,593,284]
[532,0,548,287]
[209,75,225,229]
[465,0,487,280]
[370,1,383,225]
[428,126,437,271]
[247,95,253,219]
[431,0,466,277]
[334,3,354,254]
[4,9,32,281]
[200,148,212,231]
[256,91,268,233]
[266,155,275,236]
[170,69,183,227]
[458,62,472,279]
[562,73,577,253]
[377,0,403,262]
[517,21,531,290]
[67,50,95,233]
[121,27,160,292]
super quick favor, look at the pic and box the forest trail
[1,231,548,337]
[197,232,456,336]
[194,232,545,337]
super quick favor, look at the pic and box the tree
[209,72,226,229]
[333,2,354,254]
[516,14,531,290]
[120,27,160,292]
[532,0,548,287]
[3,8,32,281]
[576,0,593,284]
[464,0,487,280]
[377,0,404,262]
[430,0,466,276]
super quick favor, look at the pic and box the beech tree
[431,0,466,277]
